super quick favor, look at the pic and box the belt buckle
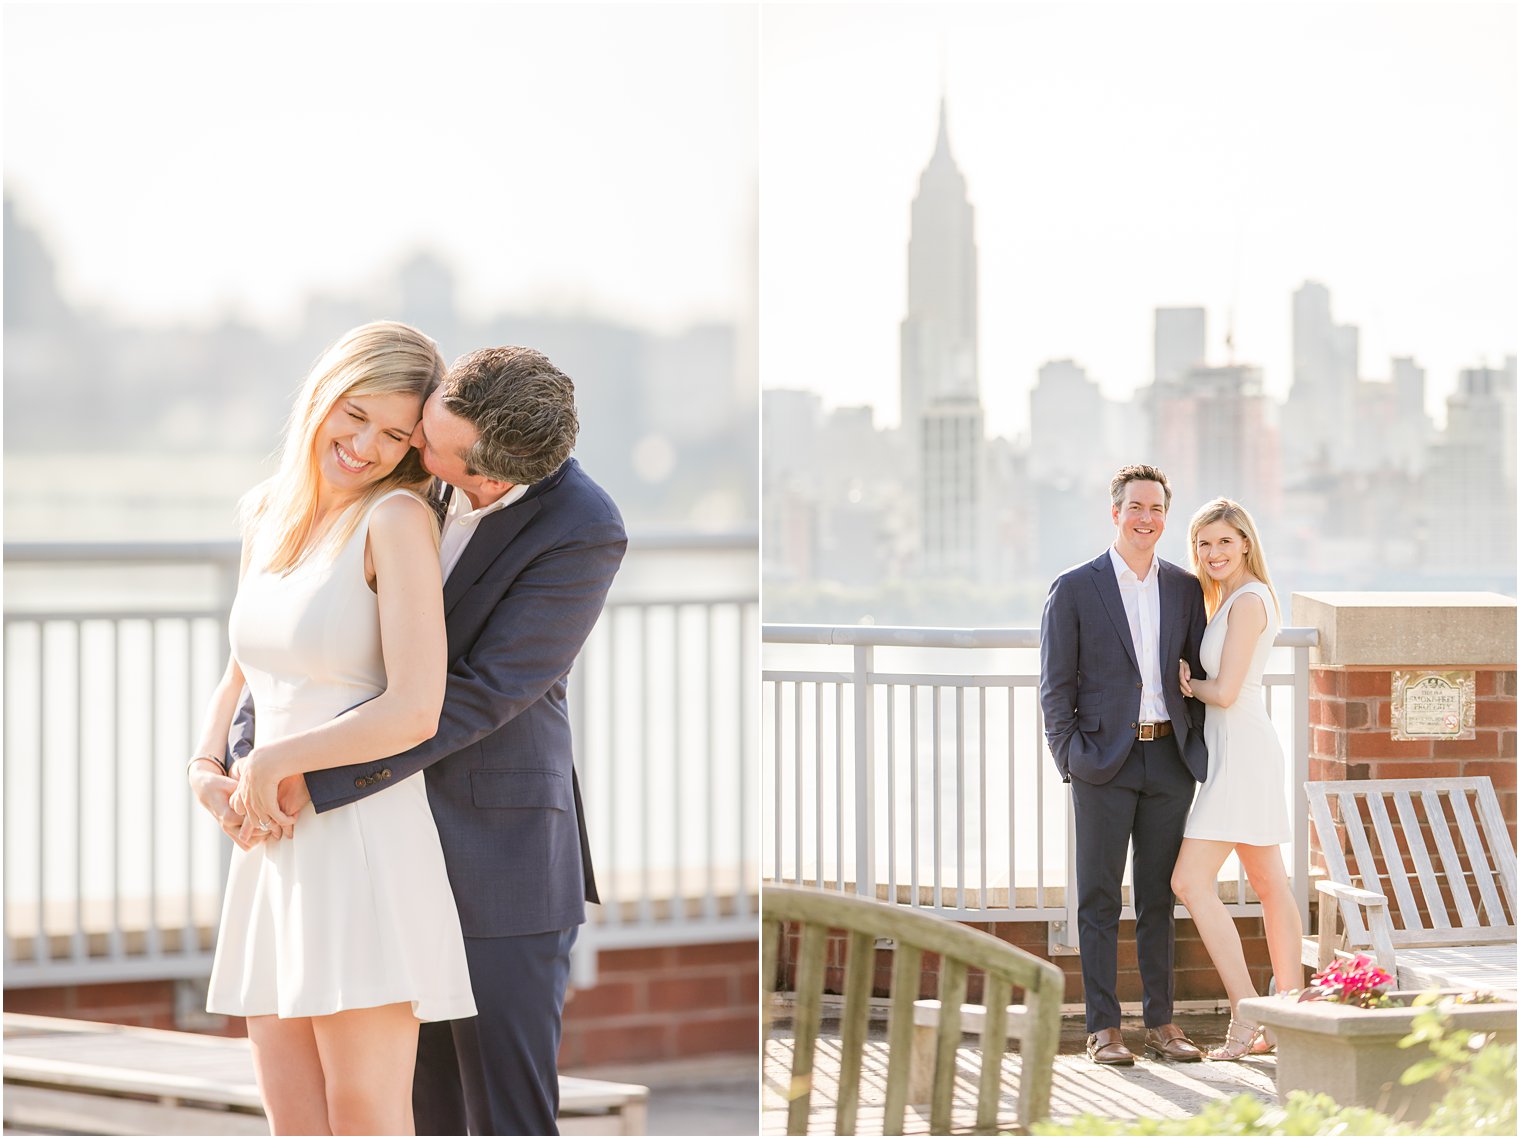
[1138,722,1156,742]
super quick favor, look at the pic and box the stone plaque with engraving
[1391,671,1476,740]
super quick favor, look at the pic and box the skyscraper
[899,98,979,438]
[1154,307,1206,384]
[920,397,985,580]
[1422,358,1517,578]
[901,99,986,581]
[1285,280,1358,471]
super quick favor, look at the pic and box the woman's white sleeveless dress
[1184,581,1292,846]
[206,489,476,1021]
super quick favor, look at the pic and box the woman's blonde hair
[245,321,444,573]
[1187,497,1280,620]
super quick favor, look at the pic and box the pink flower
[1303,954,1394,1008]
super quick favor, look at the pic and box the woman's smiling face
[1194,518,1249,582]
[314,389,423,495]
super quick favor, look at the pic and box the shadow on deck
[763,1011,1277,1135]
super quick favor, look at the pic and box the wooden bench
[1304,777,1517,996]
[2,1013,650,1135]
[764,884,1064,1135]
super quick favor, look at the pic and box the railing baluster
[705,605,718,921]
[955,685,965,911]
[835,681,844,892]
[185,620,198,956]
[111,621,124,961]
[886,683,897,903]
[73,621,87,964]
[738,602,753,919]
[36,623,49,969]
[672,605,683,915]
[796,681,808,882]
[606,612,620,928]
[773,676,783,883]
[814,682,823,888]
[932,685,943,911]
[638,607,652,926]
[1034,693,1045,913]
[910,685,920,907]
[851,643,874,898]
[1293,643,1312,926]
[978,687,987,910]
[146,620,160,959]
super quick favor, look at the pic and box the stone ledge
[1292,591,1516,667]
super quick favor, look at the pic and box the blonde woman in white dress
[186,322,475,1134]
[1170,498,1303,1060]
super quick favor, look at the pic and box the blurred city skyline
[4,3,757,336]
[761,2,1516,436]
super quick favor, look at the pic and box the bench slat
[788,922,829,1135]
[1366,792,1421,932]
[1450,789,1505,928]
[1393,790,1450,929]
[929,959,968,1136]
[836,929,876,1135]
[1473,785,1519,921]
[882,944,923,1137]
[975,978,1011,1134]
[1423,790,1480,928]
[1339,792,1388,924]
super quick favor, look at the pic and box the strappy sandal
[1249,1026,1276,1055]
[1203,1018,1264,1061]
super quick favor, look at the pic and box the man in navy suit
[1039,464,1207,1067]
[269,347,625,1134]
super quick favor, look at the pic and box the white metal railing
[761,623,1316,948]
[3,533,758,988]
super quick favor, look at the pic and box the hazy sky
[761,2,1517,435]
[4,3,757,334]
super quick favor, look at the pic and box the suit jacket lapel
[442,496,542,616]
[1090,552,1141,672]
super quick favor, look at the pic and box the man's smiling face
[1112,478,1167,562]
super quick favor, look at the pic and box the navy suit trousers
[413,927,578,1136]
[1069,734,1194,1034]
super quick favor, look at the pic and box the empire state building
[902,99,986,582]
[900,98,980,436]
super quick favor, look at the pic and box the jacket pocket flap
[470,769,571,810]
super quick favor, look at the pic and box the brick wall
[559,941,757,1067]
[2,979,236,1034]
[3,939,759,1068]
[775,916,1271,1007]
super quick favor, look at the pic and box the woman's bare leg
[1237,842,1305,996]
[311,1002,420,1136]
[247,1015,331,1136]
[1171,837,1258,1012]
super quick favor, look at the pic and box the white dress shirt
[1108,545,1168,722]
[439,482,530,581]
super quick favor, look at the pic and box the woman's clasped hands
[229,745,300,842]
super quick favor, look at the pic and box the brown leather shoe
[1086,1027,1135,1066]
[1143,1023,1204,1062]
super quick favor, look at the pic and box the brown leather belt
[1136,721,1173,741]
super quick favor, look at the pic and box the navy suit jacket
[240,458,626,939]
[1038,550,1208,786]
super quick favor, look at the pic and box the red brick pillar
[1295,592,1518,878]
